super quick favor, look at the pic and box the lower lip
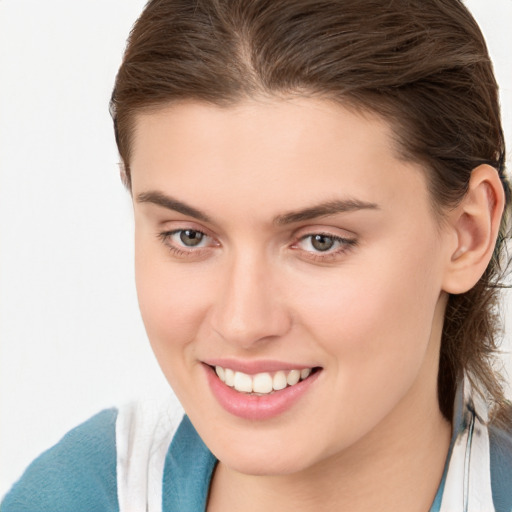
[204,365,321,420]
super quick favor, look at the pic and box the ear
[442,164,505,294]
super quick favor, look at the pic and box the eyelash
[293,233,357,262]
[158,229,212,258]
[157,229,357,262]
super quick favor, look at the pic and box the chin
[223,454,310,477]
[212,436,323,477]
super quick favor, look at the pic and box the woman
[2,0,511,511]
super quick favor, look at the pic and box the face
[131,98,452,476]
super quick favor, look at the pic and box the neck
[207,374,452,512]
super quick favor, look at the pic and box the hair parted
[110,0,511,421]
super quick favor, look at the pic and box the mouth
[204,363,322,420]
[211,365,321,395]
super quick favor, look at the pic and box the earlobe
[442,164,505,294]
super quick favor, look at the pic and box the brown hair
[110,0,511,421]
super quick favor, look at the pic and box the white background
[0,0,511,498]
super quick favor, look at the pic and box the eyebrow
[273,199,379,225]
[137,191,211,222]
[137,190,379,225]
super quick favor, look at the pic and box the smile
[204,363,322,420]
[214,366,313,395]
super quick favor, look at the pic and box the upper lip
[203,358,319,374]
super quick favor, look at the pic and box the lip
[203,358,315,374]
[203,363,322,421]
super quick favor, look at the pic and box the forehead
[129,98,429,222]
[131,97,395,167]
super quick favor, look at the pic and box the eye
[177,229,205,247]
[293,232,357,260]
[309,234,337,252]
[158,228,215,256]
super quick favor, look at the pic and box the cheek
[134,235,211,359]
[293,236,443,383]
[286,247,444,447]
[134,249,218,411]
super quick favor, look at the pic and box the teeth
[234,371,253,393]
[300,368,311,380]
[214,365,315,394]
[253,372,273,394]
[287,369,300,386]
[273,371,287,390]
[225,368,235,387]
[215,366,225,382]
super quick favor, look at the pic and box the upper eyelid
[298,232,353,240]
[158,218,354,236]
[294,233,356,249]
[294,233,358,257]
[162,228,210,240]
[293,224,356,237]
[158,225,356,249]
[293,229,357,247]
[161,223,215,239]
[159,228,218,252]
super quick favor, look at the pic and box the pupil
[311,234,334,251]
[180,230,203,247]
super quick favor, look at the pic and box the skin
[129,97,499,511]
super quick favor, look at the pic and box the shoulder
[489,417,512,512]
[115,398,184,511]
[1,408,119,512]
[1,401,207,512]
[162,415,217,511]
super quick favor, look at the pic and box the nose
[209,251,292,349]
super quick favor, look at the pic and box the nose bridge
[211,247,290,348]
